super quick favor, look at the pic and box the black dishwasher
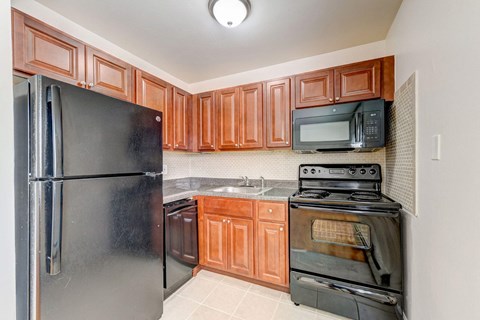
[163,198,198,298]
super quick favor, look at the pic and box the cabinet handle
[88,82,94,88]
[329,98,333,102]
[78,81,86,87]
[268,209,273,213]
[280,227,284,231]
[335,97,340,101]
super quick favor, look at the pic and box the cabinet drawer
[258,201,287,222]
[204,197,254,219]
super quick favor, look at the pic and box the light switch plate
[163,164,168,175]
[432,134,441,160]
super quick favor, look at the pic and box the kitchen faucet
[260,176,265,189]
[239,176,251,187]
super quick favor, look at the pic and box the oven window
[311,219,371,249]
[299,121,350,142]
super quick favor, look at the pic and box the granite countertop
[163,177,297,203]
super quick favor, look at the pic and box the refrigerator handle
[48,85,64,177]
[47,181,63,275]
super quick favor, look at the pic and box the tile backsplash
[164,149,386,181]
[385,72,417,215]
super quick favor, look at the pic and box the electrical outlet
[163,164,168,175]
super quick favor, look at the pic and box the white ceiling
[35,0,402,83]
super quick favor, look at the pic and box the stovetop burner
[298,189,331,199]
[349,191,382,202]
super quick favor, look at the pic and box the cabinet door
[197,92,216,151]
[12,10,86,86]
[295,69,334,108]
[204,214,228,270]
[85,46,133,101]
[334,59,381,104]
[181,211,198,265]
[172,87,190,150]
[166,213,183,260]
[216,88,239,150]
[135,69,173,149]
[265,78,291,148]
[227,218,254,277]
[257,221,287,286]
[239,83,263,149]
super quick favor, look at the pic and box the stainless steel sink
[208,186,272,195]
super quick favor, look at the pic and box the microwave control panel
[364,111,382,143]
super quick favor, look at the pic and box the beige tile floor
[161,270,350,320]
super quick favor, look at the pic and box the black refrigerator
[14,75,164,320]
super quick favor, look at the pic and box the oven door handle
[166,205,198,217]
[290,204,397,217]
[297,276,398,306]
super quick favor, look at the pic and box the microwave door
[294,113,357,151]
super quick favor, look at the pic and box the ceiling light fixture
[208,0,251,28]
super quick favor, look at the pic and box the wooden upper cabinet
[135,69,173,149]
[172,87,190,150]
[239,83,263,149]
[295,69,334,108]
[197,92,216,151]
[334,59,381,104]
[228,218,254,277]
[204,214,228,270]
[265,78,291,148]
[86,46,133,101]
[216,87,239,150]
[12,9,86,86]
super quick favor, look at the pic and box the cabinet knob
[223,219,226,223]
[239,144,242,147]
[285,141,289,145]
[175,144,179,147]
[329,98,333,102]
[227,220,231,224]
[268,209,273,213]
[78,81,87,86]
[280,227,284,231]
[235,144,238,147]
[211,145,214,148]
[168,144,172,147]
[88,82,94,88]
[335,97,340,101]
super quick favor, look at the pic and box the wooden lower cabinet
[257,221,287,285]
[228,218,254,277]
[199,196,288,288]
[204,214,228,270]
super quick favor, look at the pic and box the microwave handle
[355,112,363,143]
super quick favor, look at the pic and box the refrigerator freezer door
[31,175,163,320]
[27,75,163,179]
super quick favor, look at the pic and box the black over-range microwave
[292,99,387,153]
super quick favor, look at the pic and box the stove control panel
[299,164,381,181]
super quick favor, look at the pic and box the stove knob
[311,169,316,174]
[303,168,308,174]
[369,169,377,175]
[360,169,367,175]
[348,168,356,175]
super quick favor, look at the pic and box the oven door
[292,107,362,152]
[289,203,402,292]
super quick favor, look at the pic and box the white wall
[0,0,17,319]
[190,41,387,93]
[386,1,480,319]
